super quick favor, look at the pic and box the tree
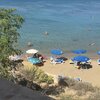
[0,8,24,67]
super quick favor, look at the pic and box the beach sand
[22,57,100,87]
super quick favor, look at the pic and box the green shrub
[0,66,13,80]
[20,66,54,84]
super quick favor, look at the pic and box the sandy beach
[22,56,100,87]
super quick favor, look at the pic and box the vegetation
[43,85,65,96]
[0,8,24,67]
[88,90,100,100]
[57,77,100,100]
[0,66,13,80]
[1,8,100,100]
[58,77,96,94]
[60,94,78,100]
[0,8,55,97]
[19,66,54,84]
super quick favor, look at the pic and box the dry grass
[60,94,80,100]
[88,90,100,100]
[71,82,95,93]
[58,76,100,97]
[42,85,65,96]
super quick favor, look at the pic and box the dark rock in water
[72,39,78,42]
[27,42,33,47]
[87,29,92,31]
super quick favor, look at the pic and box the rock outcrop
[0,78,54,100]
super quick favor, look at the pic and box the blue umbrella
[97,51,100,55]
[28,57,41,64]
[72,56,90,62]
[72,49,87,54]
[51,49,63,55]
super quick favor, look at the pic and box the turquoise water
[0,0,100,54]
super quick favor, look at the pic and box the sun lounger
[27,57,42,64]
[50,56,54,61]
[74,65,80,69]
[51,58,65,64]
[86,59,91,64]
[55,58,64,63]
[69,59,74,64]
[97,59,100,65]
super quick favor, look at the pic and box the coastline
[20,45,100,60]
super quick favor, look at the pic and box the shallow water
[0,0,100,55]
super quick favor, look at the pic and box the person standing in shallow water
[44,31,48,35]
[27,42,33,47]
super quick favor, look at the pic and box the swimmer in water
[44,31,48,35]
[27,42,33,47]
[88,42,95,46]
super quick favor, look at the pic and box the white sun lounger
[97,59,100,65]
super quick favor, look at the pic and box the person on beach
[33,53,38,58]
[32,53,44,61]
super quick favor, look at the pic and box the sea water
[0,0,100,55]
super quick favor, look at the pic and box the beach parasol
[97,51,100,55]
[72,56,90,62]
[28,57,41,64]
[72,49,87,54]
[26,49,38,54]
[51,49,63,55]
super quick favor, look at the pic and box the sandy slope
[22,59,100,87]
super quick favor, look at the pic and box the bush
[64,77,77,87]
[58,76,97,96]
[43,85,65,95]
[71,82,95,93]
[58,77,77,87]
[58,77,96,93]
[76,90,86,96]
[88,90,100,100]
[0,66,13,80]
[20,66,54,84]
